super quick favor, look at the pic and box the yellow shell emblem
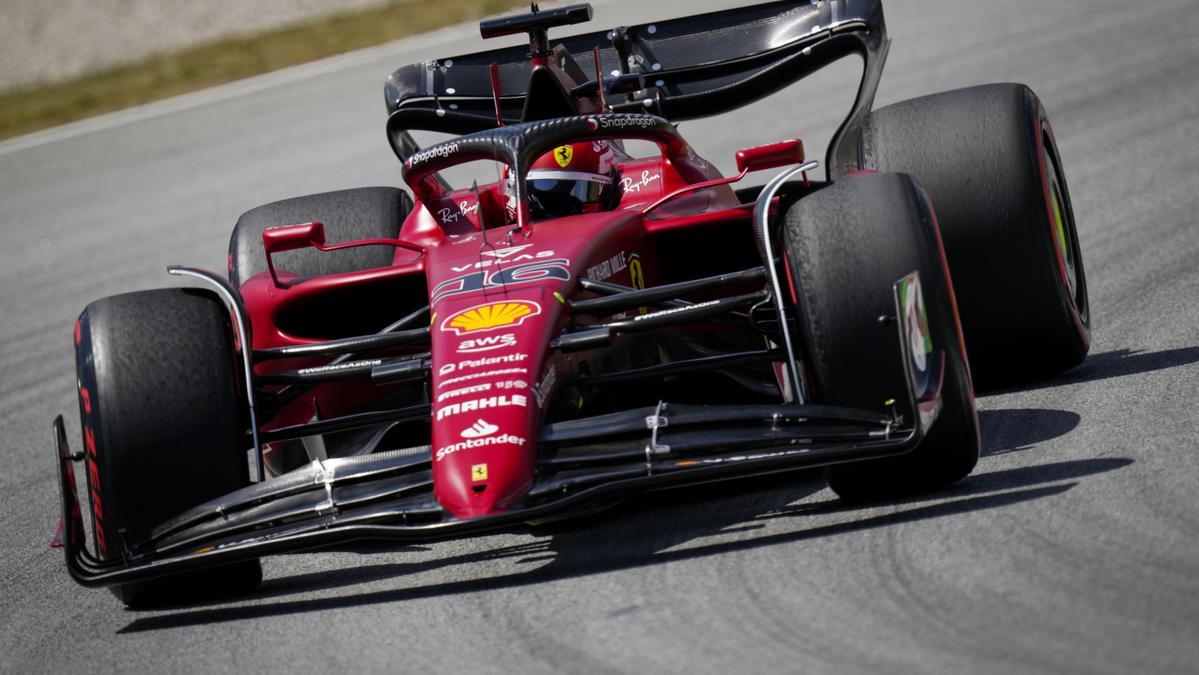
[441,300,540,335]
[553,145,573,168]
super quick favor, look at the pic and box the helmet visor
[527,171,611,220]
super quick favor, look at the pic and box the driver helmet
[526,141,621,221]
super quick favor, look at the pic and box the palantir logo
[461,419,499,439]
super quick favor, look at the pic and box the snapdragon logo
[435,418,525,461]
[590,115,658,130]
[408,142,460,167]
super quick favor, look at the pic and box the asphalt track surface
[2,0,1198,672]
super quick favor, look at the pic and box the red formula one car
[54,1,1089,604]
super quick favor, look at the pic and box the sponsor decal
[554,145,574,168]
[407,142,459,167]
[434,419,526,462]
[494,379,527,390]
[593,141,616,173]
[533,366,557,407]
[585,251,628,282]
[629,253,645,290]
[620,170,662,194]
[632,299,720,321]
[899,272,933,373]
[437,200,479,225]
[297,359,382,375]
[438,352,529,376]
[449,247,556,272]
[432,259,571,304]
[589,114,658,130]
[437,383,491,403]
[436,394,527,421]
[439,366,529,388]
[461,418,499,438]
[441,301,541,335]
[472,464,489,481]
[457,333,517,353]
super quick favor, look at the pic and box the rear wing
[384,0,889,178]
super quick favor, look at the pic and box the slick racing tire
[858,83,1089,385]
[229,186,413,286]
[782,172,980,501]
[75,288,262,606]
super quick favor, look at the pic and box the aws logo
[441,301,540,335]
[457,332,517,353]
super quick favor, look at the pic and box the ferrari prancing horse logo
[554,145,573,168]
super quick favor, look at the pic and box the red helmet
[526,141,621,221]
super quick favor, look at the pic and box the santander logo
[461,419,499,439]
[435,418,525,461]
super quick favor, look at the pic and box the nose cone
[428,292,555,520]
[434,416,534,518]
[421,214,642,521]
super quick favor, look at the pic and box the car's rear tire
[782,172,980,501]
[75,288,262,606]
[858,83,1089,385]
[229,186,413,286]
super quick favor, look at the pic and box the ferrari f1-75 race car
[53,0,1090,605]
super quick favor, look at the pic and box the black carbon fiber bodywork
[384,0,889,179]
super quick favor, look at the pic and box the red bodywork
[233,35,818,521]
[237,135,778,520]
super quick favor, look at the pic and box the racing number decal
[629,254,645,290]
[431,258,571,305]
[629,253,647,313]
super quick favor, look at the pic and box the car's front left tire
[75,288,262,606]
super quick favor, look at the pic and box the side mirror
[263,222,325,287]
[735,139,805,174]
[263,221,326,255]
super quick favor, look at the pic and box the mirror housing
[263,221,326,255]
[735,139,805,174]
[262,222,325,287]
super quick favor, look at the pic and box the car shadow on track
[978,408,1081,456]
[118,436,1131,632]
[983,347,1199,394]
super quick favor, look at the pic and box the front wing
[53,277,939,588]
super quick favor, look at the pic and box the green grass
[0,0,526,141]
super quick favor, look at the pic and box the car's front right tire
[781,172,980,501]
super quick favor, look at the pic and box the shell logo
[441,300,541,335]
